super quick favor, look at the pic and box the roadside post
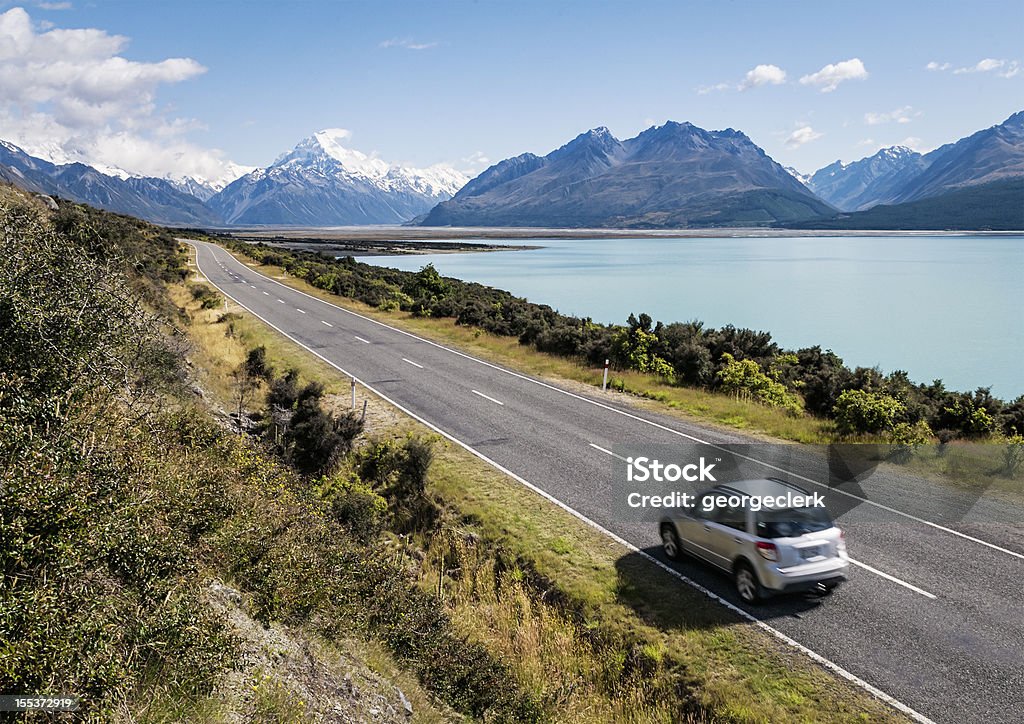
[602,359,610,391]
[351,376,356,410]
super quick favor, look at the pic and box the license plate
[800,546,821,559]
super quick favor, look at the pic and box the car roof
[713,478,810,498]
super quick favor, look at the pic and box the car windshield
[755,506,833,538]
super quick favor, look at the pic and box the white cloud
[954,58,1004,74]
[930,57,1020,78]
[459,150,491,174]
[697,63,786,94]
[896,137,926,152]
[999,62,1022,78]
[799,58,868,92]
[33,2,73,9]
[696,82,730,95]
[864,106,917,125]
[739,64,787,90]
[379,37,439,51]
[0,7,243,183]
[785,125,824,148]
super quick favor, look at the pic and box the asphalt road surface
[189,239,1024,724]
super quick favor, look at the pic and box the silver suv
[659,478,848,604]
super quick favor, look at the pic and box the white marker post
[602,359,610,391]
[351,376,356,410]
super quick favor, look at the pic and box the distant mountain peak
[1001,110,1024,127]
[420,119,832,228]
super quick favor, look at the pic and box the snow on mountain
[209,130,468,225]
[807,146,928,211]
[784,166,812,186]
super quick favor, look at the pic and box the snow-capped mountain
[784,166,812,186]
[209,129,467,225]
[0,138,220,225]
[166,163,254,203]
[808,146,928,211]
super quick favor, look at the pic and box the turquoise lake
[358,235,1024,399]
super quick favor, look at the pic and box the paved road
[189,240,1023,724]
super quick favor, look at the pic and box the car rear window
[755,506,833,538]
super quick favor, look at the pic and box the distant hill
[788,178,1024,230]
[808,146,928,211]
[896,110,1024,202]
[807,111,1024,213]
[0,139,221,226]
[419,122,835,228]
[208,130,467,225]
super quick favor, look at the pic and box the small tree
[716,353,802,414]
[1003,434,1024,477]
[832,389,905,437]
[230,363,259,435]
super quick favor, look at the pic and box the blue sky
[1,0,1022,182]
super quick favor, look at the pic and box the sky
[1,0,1022,184]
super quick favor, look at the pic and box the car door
[704,501,752,569]
[676,492,720,565]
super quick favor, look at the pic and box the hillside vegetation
[790,178,1024,231]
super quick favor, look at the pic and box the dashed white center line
[402,358,424,369]
[250,284,257,288]
[262,291,270,296]
[588,442,629,461]
[277,299,285,304]
[354,336,370,344]
[847,557,937,599]
[471,390,504,406]
[296,308,306,314]
[321,320,333,327]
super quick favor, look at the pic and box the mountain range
[418,123,834,228]
[807,111,1024,212]
[1,112,1021,229]
[0,132,466,227]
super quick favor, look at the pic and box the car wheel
[734,562,763,604]
[660,523,683,561]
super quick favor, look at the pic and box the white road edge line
[402,358,424,369]
[354,335,371,344]
[589,442,628,462]
[848,557,937,599]
[590,442,936,598]
[321,320,333,327]
[471,389,504,406]
[186,241,935,724]
[200,242,1023,564]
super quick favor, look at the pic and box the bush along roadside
[221,239,1024,446]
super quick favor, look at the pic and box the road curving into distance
[187,239,1024,724]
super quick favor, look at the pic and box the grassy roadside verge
[183,248,908,722]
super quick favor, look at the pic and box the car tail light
[837,529,847,552]
[756,541,778,561]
